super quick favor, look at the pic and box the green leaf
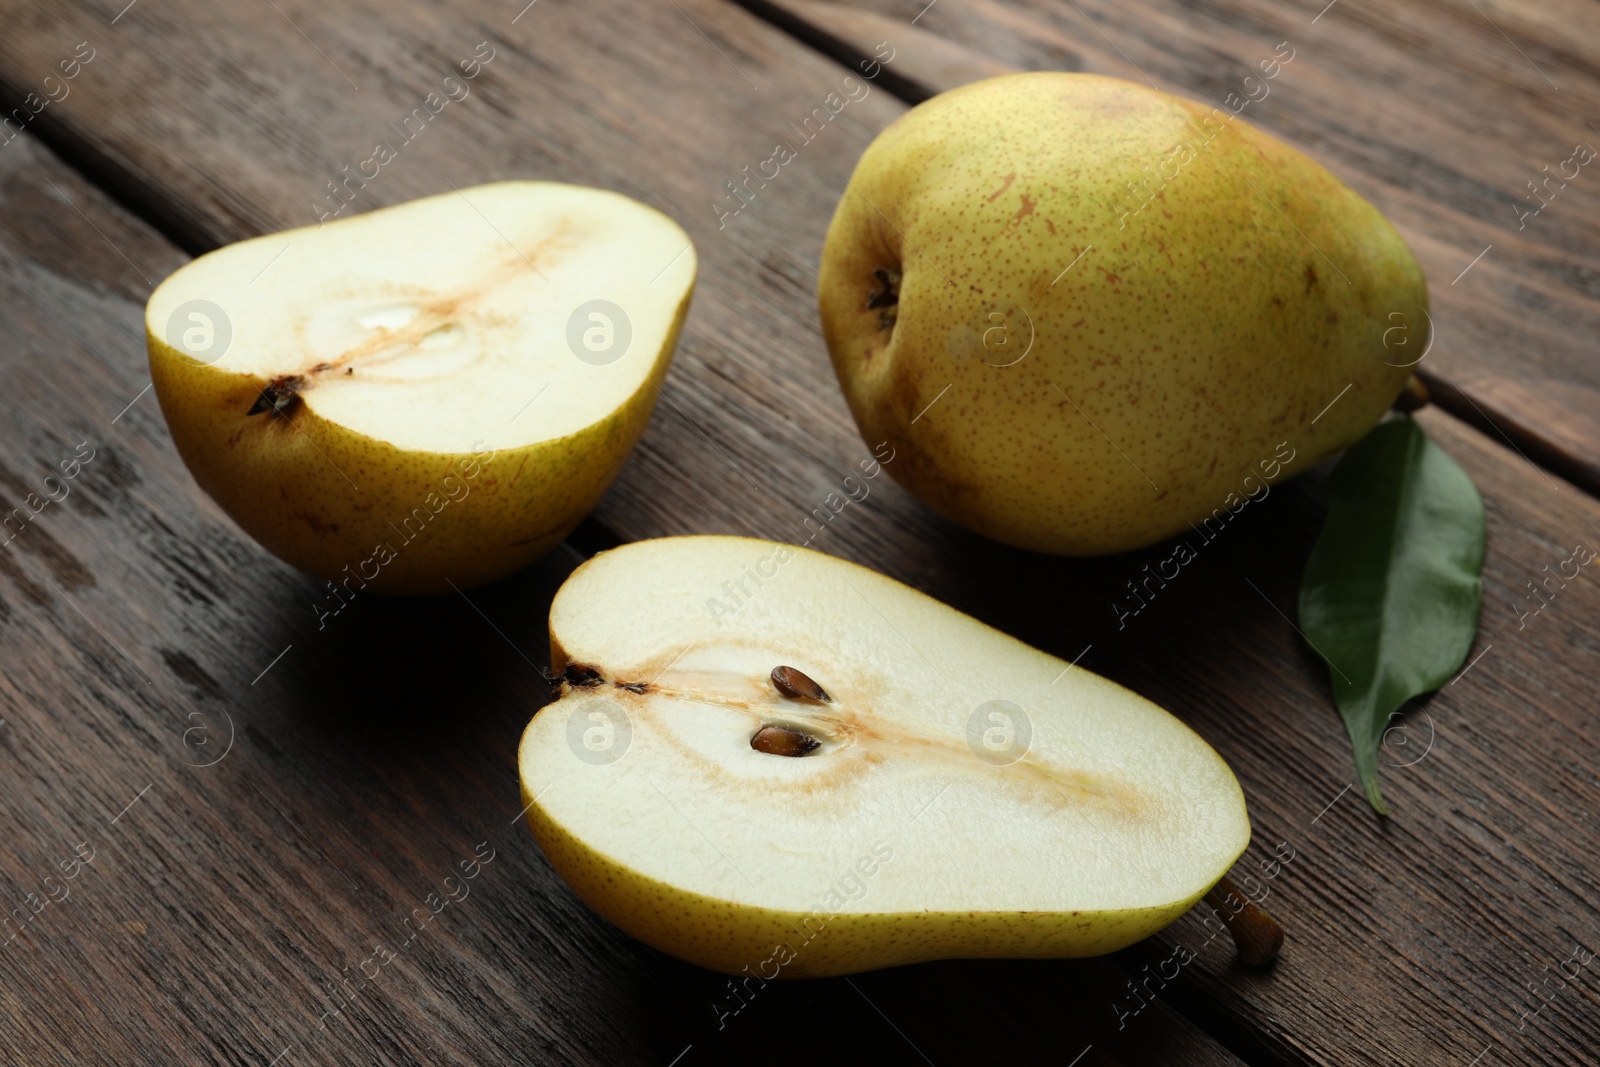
[1298,417,1485,814]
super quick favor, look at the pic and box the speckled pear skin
[820,72,1426,555]
[518,758,1203,978]
[145,298,687,594]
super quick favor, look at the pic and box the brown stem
[1394,374,1430,413]
[1203,875,1284,968]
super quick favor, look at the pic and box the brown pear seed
[750,724,821,758]
[771,666,831,703]
[1203,875,1284,968]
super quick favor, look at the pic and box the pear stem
[1394,374,1430,413]
[1203,875,1284,968]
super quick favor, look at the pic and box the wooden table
[0,0,1595,1063]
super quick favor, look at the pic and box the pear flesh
[518,536,1250,977]
[819,72,1426,555]
[146,182,696,592]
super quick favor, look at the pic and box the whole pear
[819,72,1426,555]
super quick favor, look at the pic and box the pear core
[519,536,1251,977]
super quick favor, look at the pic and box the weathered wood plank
[0,27,1243,1067]
[736,0,1600,495]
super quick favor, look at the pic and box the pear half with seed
[518,536,1250,977]
[146,182,696,593]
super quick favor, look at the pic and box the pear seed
[1203,875,1284,968]
[751,724,820,758]
[771,666,830,703]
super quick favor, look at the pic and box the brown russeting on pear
[750,724,820,757]
[771,665,831,703]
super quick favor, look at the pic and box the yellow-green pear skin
[819,72,1427,555]
[145,182,696,594]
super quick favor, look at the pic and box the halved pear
[518,536,1250,977]
[146,182,696,593]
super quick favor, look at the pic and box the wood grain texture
[736,0,1600,495]
[0,0,1593,1064]
[0,19,1241,1067]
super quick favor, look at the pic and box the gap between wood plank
[0,73,220,258]
[1416,368,1597,499]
